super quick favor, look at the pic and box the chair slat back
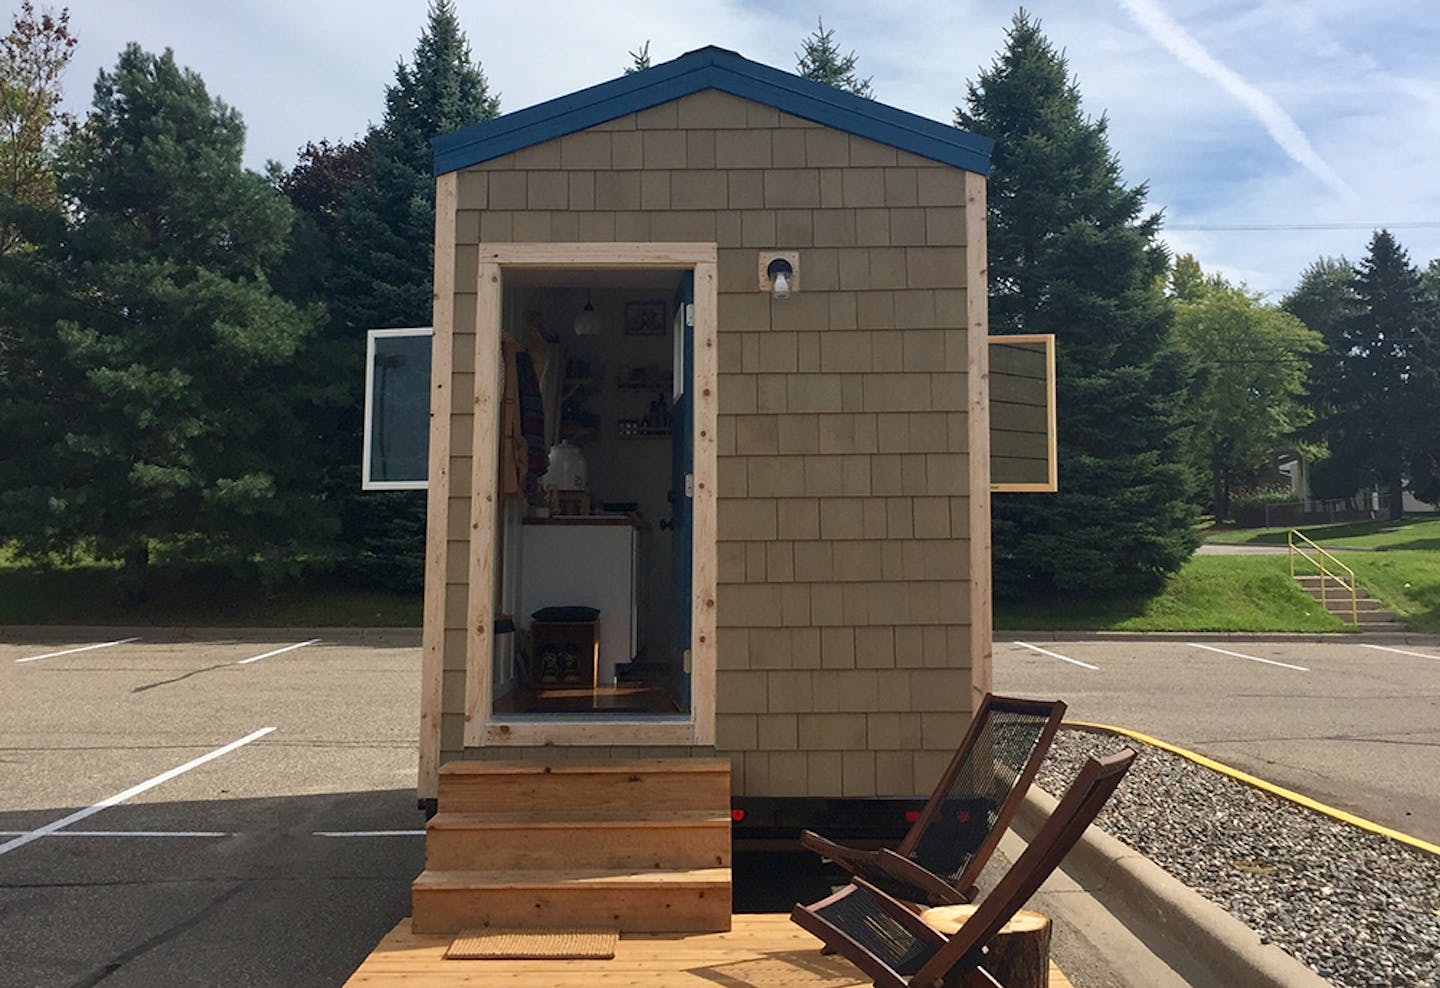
[901,695,1066,889]
[909,747,1137,986]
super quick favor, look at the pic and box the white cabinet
[519,521,638,685]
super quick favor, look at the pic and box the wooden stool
[919,904,1052,988]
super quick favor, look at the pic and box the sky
[48,0,1440,297]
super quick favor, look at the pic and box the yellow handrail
[1288,529,1358,625]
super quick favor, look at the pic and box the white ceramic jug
[541,440,588,491]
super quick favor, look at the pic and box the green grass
[0,560,421,627]
[1345,551,1440,633]
[1204,515,1440,550]
[1199,517,1440,631]
[995,555,1353,632]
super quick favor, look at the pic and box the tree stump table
[918,904,1052,988]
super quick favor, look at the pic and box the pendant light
[573,289,602,336]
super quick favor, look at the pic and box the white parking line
[0,727,275,857]
[0,830,232,838]
[1187,642,1308,671]
[312,830,426,837]
[1361,643,1440,662]
[1012,641,1099,670]
[14,637,140,664]
[236,639,320,665]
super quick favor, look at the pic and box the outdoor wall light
[758,251,799,297]
[768,258,793,299]
[573,289,602,336]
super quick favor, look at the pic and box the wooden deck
[343,914,1075,987]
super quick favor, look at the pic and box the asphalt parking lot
[0,633,857,988]
[0,634,425,988]
[994,637,1440,845]
[7,631,1434,987]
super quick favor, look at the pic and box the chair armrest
[801,830,877,874]
[875,848,967,906]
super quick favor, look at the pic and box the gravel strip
[1037,729,1440,988]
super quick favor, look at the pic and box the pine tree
[0,45,316,599]
[1342,231,1434,518]
[625,40,652,74]
[796,18,873,97]
[958,12,1197,597]
[313,1,500,589]
[1282,258,1365,502]
[334,0,498,331]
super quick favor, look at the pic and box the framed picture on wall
[624,301,667,336]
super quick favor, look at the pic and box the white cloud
[1117,0,1356,203]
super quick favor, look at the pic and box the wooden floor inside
[491,677,683,714]
[343,914,1075,987]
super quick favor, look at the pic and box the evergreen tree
[625,40,652,74]
[1169,255,1321,519]
[1282,257,1365,502]
[334,0,498,331]
[958,11,1197,597]
[0,45,317,599]
[314,1,500,589]
[796,18,873,97]
[1342,231,1435,517]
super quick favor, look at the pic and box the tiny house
[377,47,1057,843]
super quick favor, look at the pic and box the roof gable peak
[432,46,992,176]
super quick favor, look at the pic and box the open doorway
[489,267,695,720]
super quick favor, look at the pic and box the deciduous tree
[0,1,76,255]
[958,11,1197,597]
[1170,255,1322,519]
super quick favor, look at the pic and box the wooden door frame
[458,242,718,749]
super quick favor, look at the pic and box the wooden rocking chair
[792,747,1137,988]
[801,694,1066,906]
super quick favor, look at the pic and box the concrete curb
[0,625,422,646]
[1014,785,1333,988]
[999,628,1440,645]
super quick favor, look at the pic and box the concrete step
[1314,598,1386,612]
[424,809,731,871]
[1293,576,1403,627]
[410,867,732,934]
[437,758,732,815]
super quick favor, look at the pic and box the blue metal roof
[432,46,993,177]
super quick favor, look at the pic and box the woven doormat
[445,928,618,960]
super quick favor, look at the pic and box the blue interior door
[669,273,694,710]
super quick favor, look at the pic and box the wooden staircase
[411,758,732,935]
[1294,574,1404,630]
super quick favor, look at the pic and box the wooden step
[410,867,732,934]
[424,810,731,871]
[437,758,731,815]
